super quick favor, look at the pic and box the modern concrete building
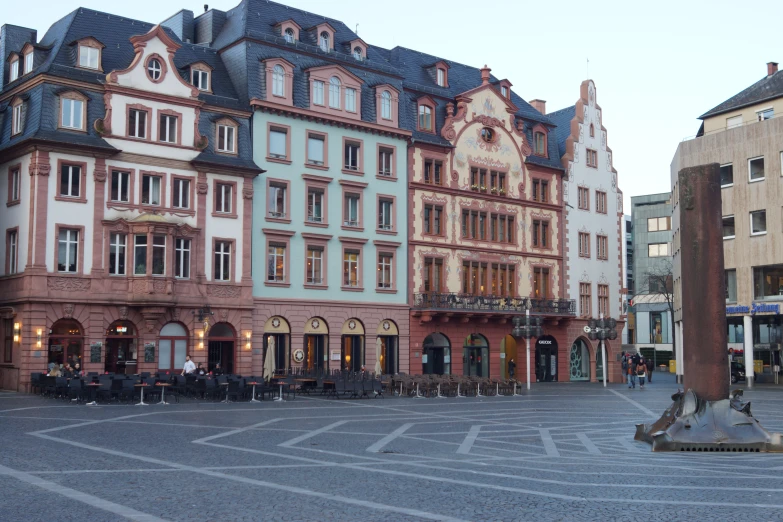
[671,61,783,386]
[628,193,673,363]
[622,214,634,343]
[549,80,626,383]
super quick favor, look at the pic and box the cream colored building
[670,61,783,386]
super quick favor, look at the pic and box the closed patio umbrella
[263,337,276,382]
[374,337,382,375]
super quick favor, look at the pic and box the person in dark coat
[646,358,654,383]
[507,359,516,380]
[212,363,224,376]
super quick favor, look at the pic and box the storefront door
[535,336,558,382]
[208,323,235,374]
[423,333,451,375]
[304,335,326,373]
[342,335,363,373]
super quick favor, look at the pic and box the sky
[4,0,781,210]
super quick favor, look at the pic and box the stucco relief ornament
[63,303,74,318]
[132,280,149,294]
[271,317,281,329]
[598,274,609,285]
[454,152,467,168]
[29,161,51,177]
[311,319,320,330]
[48,277,91,292]
[197,181,208,195]
[588,84,595,106]
[152,280,166,293]
[518,183,525,198]
[348,320,356,330]
[382,321,391,331]
[450,171,459,182]
[119,306,128,320]
[242,187,254,200]
[219,309,228,321]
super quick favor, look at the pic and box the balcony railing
[413,293,576,316]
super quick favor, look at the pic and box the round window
[147,58,162,81]
[480,128,495,142]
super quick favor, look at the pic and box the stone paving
[2,373,783,521]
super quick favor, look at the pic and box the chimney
[480,65,491,85]
[529,99,546,115]
[768,62,778,76]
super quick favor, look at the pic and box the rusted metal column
[679,163,728,401]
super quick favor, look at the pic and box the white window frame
[345,88,356,112]
[353,47,363,60]
[9,59,19,82]
[109,233,126,276]
[344,251,360,287]
[307,135,325,165]
[79,45,99,69]
[214,241,231,281]
[58,229,79,273]
[378,253,392,289]
[12,103,23,135]
[216,183,232,214]
[60,165,81,198]
[308,190,324,223]
[11,168,20,201]
[319,32,330,52]
[147,59,162,80]
[381,91,391,120]
[749,156,765,182]
[175,238,191,279]
[269,128,287,158]
[272,65,285,97]
[24,52,33,74]
[720,163,734,188]
[192,69,209,91]
[269,184,286,218]
[141,174,162,206]
[329,77,341,109]
[378,199,393,230]
[756,107,774,121]
[436,68,445,87]
[172,178,190,209]
[128,108,147,139]
[110,170,130,203]
[60,98,83,130]
[379,148,393,177]
[726,115,742,129]
[134,235,147,275]
[8,230,18,274]
[313,81,324,105]
[217,124,236,153]
[344,194,359,227]
[722,215,735,240]
[159,114,177,143]
[750,210,767,236]
[284,28,295,43]
[306,247,323,284]
[344,142,360,171]
[267,245,286,282]
[501,86,508,97]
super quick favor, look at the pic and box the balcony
[412,293,576,316]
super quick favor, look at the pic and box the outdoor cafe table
[322,380,336,397]
[85,382,101,406]
[155,382,171,405]
[272,377,288,402]
[247,381,261,403]
[135,383,150,406]
[295,378,316,394]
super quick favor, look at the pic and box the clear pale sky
[5,0,781,209]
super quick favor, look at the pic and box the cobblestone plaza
[2,375,783,521]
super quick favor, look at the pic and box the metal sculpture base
[635,389,783,452]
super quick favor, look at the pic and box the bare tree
[635,259,676,356]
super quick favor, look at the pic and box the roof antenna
[355,23,359,35]
[204,4,209,12]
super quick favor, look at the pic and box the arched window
[319,32,330,52]
[284,28,295,43]
[381,91,391,120]
[159,322,188,371]
[272,64,285,97]
[353,46,363,60]
[589,123,595,137]
[48,319,84,366]
[329,76,341,109]
[534,131,546,155]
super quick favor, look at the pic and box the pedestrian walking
[622,353,630,388]
[637,359,647,389]
[627,355,636,389]
[508,358,516,380]
[646,358,654,383]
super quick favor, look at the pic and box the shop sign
[726,303,781,315]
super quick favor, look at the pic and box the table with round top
[155,382,171,405]
[134,383,150,406]
[219,382,230,403]
[84,382,101,406]
[246,381,261,403]
[295,378,316,395]
[273,378,287,402]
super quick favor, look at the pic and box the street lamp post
[512,301,544,391]
[584,314,618,387]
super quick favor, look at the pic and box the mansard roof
[548,105,576,160]
[700,69,783,119]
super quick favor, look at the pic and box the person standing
[182,355,196,376]
[628,354,637,389]
[622,353,629,388]
[637,358,647,389]
[508,358,516,380]
[646,358,654,383]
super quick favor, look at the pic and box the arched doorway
[208,322,235,374]
[535,335,558,382]
[422,333,451,375]
[48,319,84,367]
[264,316,290,374]
[569,338,590,381]
[463,334,489,377]
[302,317,328,373]
[105,321,137,374]
[500,335,518,379]
[377,320,399,375]
[159,322,188,373]
[341,318,364,373]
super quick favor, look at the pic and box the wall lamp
[13,322,21,343]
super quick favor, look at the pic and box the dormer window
[272,65,285,97]
[353,47,363,60]
[11,100,23,135]
[381,91,391,120]
[9,57,19,82]
[216,120,237,154]
[417,98,435,132]
[284,28,295,43]
[436,68,445,87]
[329,77,341,109]
[147,58,162,81]
[501,86,508,97]
[59,92,86,131]
[191,67,210,92]
[319,32,330,52]
[534,131,547,156]
[24,52,33,74]
[79,46,99,69]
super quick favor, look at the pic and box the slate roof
[700,70,783,119]
[547,105,576,159]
